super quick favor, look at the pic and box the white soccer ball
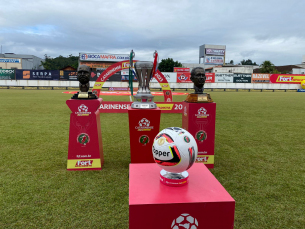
[152,127,198,173]
[171,213,199,229]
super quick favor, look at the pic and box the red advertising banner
[205,73,215,83]
[99,102,184,113]
[182,102,216,168]
[177,72,192,83]
[269,74,305,84]
[174,67,190,72]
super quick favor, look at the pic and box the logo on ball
[77,133,90,145]
[171,213,199,229]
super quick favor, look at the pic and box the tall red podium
[66,98,104,170]
[128,108,161,163]
[182,102,216,168]
[129,163,235,229]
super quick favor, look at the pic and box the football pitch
[0,89,304,228]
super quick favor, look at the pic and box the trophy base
[160,169,189,187]
[131,93,157,109]
[185,93,213,103]
[71,92,98,100]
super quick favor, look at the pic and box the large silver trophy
[131,52,157,109]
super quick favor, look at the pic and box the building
[0,53,44,70]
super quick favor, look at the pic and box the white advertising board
[151,72,177,83]
[79,53,129,62]
[215,73,234,83]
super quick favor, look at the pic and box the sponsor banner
[16,70,60,80]
[67,159,102,169]
[269,74,305,84]
[196,155,214,164]
[109,87,130,91]
[79,53,129,62]
[62,71,99,81]
[177,72,192,83]
[99,102,183,113]
[205,48,225,56]
[252,74,270,83]
[173,67,190,72]
[79,61,114,69]
[233,73,252,83]
[151,72,177,83]
[297,89,305,92]
[121,75,138,81]
[0,69,15,80]
[0,58,21,63]
[215,73,234,83]
[205,56,224,64]
[205,73,215,83]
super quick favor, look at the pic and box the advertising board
[151,72,177,83]
[205,73,215,83]
[16,70,60,80]
[252,74,270,83]
[79,53,129,62]
[173,67,190,72]
[205,56,224,64]
[0,58,21,63]
[0,69,15,79]
[79,61,114,69]
[177,72,192,83]
[269,74,305,84]
[205,49,225,56]
[215,73,234,83]
[233,73,252,83]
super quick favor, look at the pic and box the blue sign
[297,89,305,92]
[0,58,20,63]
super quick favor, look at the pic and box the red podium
[128,108,161,163]
[66,98,104,170]
[129,163,235,229]
[182,102,216,168]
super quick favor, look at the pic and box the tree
[229,60,234,64]
[240,59,257,65]
[41,54,79,70]
[158,58,182,72]
[259,60,280,73]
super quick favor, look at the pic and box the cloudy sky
[1,0,304,66]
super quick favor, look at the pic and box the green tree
[259,60,280,73]
[158,58,182,72]
[240,59,257,65]
[41,54,79,70]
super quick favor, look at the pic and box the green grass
[0,89,304,228]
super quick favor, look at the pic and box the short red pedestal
[129,163,235,229]
[128,108,161,163]
[66,98,104,170]
[182,102,216,168]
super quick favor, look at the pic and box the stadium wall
[0,80,301,90]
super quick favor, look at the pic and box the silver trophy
[131,61,157,109]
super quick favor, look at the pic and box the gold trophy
[185,67,213,103]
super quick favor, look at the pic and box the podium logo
[76,104,91,116]
[196,156,209,162]
[196,130,207,142]
[195,107,209,118]
[171,213,198,229]
[77,133,90,145]
[139,135,149,145]
[136,118,154,131]
[75,160,93,167]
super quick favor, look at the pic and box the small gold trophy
[185,67,213,103]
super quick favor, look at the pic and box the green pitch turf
[0,89,304,228]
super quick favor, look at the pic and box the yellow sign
[93,82,105,89]
[156,103,174,110]
[67,159,102,169]
[159,83,170,90]
[196,155,214,164]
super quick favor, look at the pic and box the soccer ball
[152,127,198,173]
[171,213,199,229]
